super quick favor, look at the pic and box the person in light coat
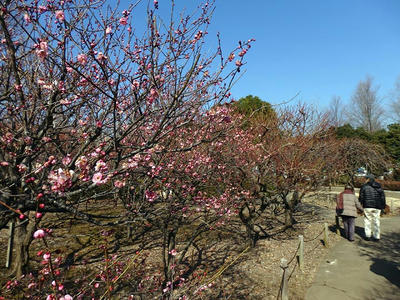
[336,185,364,242]
[359,174,386,241]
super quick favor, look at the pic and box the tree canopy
[335,123,400,165]
[233,95,275,118]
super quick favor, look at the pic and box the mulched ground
[1,189,397,299]
[201,193,342,300]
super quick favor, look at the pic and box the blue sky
[130,0,400,111]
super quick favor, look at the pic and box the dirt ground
[0,189,398,299]
[208,193,342,300]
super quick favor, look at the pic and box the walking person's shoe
[372,237,380,242]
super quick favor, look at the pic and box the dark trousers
[341,216,356,241]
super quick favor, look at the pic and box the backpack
[336,194,344,215]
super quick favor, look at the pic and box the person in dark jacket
[359,174,386,241]
[336,185,363,242]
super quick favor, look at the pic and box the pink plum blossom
[92,172,104,184]
[96,52,107,61]
[114,180,125,188]
[169,249,178,256]
[24,13,31,23]
[0,161,9,166]
[55,10,65,22]
[95,160,107,171]
[194,30,203,40]
[62,155,71,166]
[17,164,27,173]
[145,190,157,202]
[106,26,112,34]
[75,156,88,169]
[42,136,51,143]
[77,53,88,65]
[238,49,247,57]
[33,229,46,239]
[131,81,140,90]
[43,252,51,261]
[28,283,36,289]
[147,88,158,105]
[35,41,48,60]
[60,99,72,105]
[119,17,128,25]
[48,168,72,193]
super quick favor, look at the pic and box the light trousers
[364,208,381,239]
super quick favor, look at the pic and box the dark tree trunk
[284,191,299,228]
[11,216,35,277]
[239,205,259,247]
[284,208,295,228]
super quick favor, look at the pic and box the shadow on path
[306,216,400,300]
[359,228,400,291]
[370,258,400,289]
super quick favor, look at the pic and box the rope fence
[276,222,330,300]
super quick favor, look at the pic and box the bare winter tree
[327,95,345,127]
[389,76,400,122]
[347,76,384,132]
[337,138,392,185]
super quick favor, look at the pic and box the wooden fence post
[335,216,340,235]
[127,226,133,239]
[323,222,329,247]
[391,198,393,214]
[280,258,289,300]
[6,220,15,268]
[298,235,304,271]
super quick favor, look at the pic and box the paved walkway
[306,215,400,300]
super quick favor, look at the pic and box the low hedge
[354,178,400,191]
[377,180,400,191]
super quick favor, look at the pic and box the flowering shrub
[1,228,152,299]
[0,0,254,297]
